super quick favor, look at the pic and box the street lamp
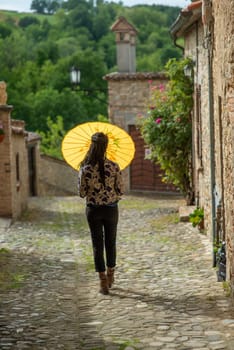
[69,66,108,105]
[70,66,81,85]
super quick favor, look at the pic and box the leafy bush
[18,16,40,28]
[138,58,194,203]
[0,23,12,38]
[189,207,204,228]
[38,115,65,159]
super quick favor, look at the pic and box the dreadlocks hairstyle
[81,132,108,185]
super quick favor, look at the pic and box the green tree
[36,41,59,66]
[47,0,61,14]
[25,87,89,132]
[0,23,12,38]
[18,16,40,28]
[31,0,47,14]
[38,115,65,159]
[31,0,61,14]
[0,2,183,135]
[68,2,93,30]
[92,5,111,40]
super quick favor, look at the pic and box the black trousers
[86,204,119,272]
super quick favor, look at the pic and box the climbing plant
[138,58,194,204]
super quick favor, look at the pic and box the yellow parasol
[61,121,135,170]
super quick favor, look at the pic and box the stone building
[105,17,177,193]
[0,99,78,220]
[171,0,234,289]
[0,100,41,219]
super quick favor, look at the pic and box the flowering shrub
[138,58,194,203]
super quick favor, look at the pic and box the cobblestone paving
[0,195,234,350]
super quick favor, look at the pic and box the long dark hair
[81,132,108,185]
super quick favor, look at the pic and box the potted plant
[0,121,5,143]
[189,207,204,231]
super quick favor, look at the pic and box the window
[16,153,20,182]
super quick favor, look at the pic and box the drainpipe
[205,30,216,267]
[172,37,184,53]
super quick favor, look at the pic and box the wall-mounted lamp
[183,64,193,78]
[183,60,195,79]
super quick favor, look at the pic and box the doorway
[28,145,37,196]
[129,125,177,192]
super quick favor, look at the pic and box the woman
[78,132,124,295]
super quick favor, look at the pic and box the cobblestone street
[0,194,234,350]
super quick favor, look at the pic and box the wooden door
[129,125,177,192]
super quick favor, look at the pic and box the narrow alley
[0,194,234,350]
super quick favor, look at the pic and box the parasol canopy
[61,121,135,170]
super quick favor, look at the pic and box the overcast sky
[0,0,190,12]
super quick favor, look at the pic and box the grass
[120,194,184,211]
[112,338,140,349]
[120,197,161,210]
[19,198,88,234]
[79,239,94,271]
[223,281,231,297]
[0,9,56,25]
[150,212,180,231]
[0,249,27,290]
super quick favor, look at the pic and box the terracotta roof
[104,72,167,81]
[0,105,13,111]
[11,126,27,136]
[11,119,41,141]
[170,1,202,39]
[27,131,41,143]
[11,119,27,136]
[111,16,138,34]
[187,1,202,11]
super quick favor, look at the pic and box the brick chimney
[111,17,138,73]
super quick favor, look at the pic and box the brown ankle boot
[99,272,109,295]
[107,267,115,288]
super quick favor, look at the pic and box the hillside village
[0,0,234,350]
[0,1,234,347]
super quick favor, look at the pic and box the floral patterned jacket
[78,159,124,206]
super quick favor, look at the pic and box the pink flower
[148,80,153,85]
[159,84,165,92]
[137,113,143,119]
[155,118,162,124]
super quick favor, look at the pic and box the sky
[0,0,190,12]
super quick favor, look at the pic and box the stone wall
[38,154,78,196]
[212,0,234,286]
[0,108,29,219]
[107,72,167,126]
[0,106,13,217]
[184,20,213,236]
[11,120,29,219]
[183,0,234,287]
